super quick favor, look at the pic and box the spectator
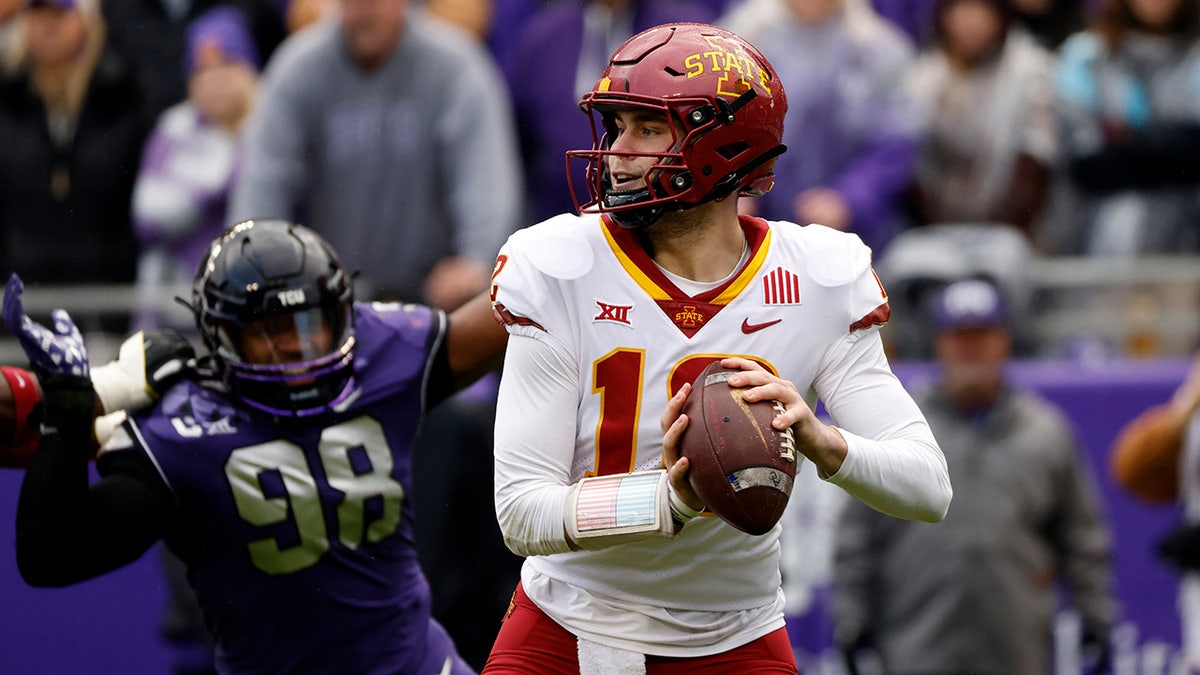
[501,0,718,224]
[0,0,148,287]
[721,0,919,256]
[1052,0,1200,256]
[228,0,522,306]
[1110,354,1200,671]
[906,0,1059,241]
[103,0,284,120]
[834,277,1118,675]
[131,5,261,331]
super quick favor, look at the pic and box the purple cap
[184,6,261,75]
[931,278,1007,331]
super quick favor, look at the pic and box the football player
[4,219,506,674]
[484,23,953,674]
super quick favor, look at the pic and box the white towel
[577,637,646,675]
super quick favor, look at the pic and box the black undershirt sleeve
[16,379,176,587]
[424,311,456,409]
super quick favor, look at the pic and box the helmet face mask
[585,97,699,229]
[567,23,788,229]
[193,220,357,417]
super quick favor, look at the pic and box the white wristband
[90,361,148,415]
[90,332,156,414]
[93,410,128,447]
[668,485,704,525]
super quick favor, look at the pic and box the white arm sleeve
[816,330,953,522]
[493,332,581,557]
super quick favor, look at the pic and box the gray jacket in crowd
[229,11,523,301]
[832,385,1118,675]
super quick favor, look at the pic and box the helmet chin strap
[602,177,671,229]
[600,166,729,229]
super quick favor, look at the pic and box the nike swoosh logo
[741,318,782,334]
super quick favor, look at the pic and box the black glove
[1157,522,1200,571]
[1080,628,1112,675]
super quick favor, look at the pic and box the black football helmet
[192,220,356,417]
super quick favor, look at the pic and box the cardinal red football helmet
[568,22,788,229]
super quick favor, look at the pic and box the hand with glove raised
[2,273,96,447]
[0,275,197,461]
[2,274,90,385]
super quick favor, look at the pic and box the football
[678,361,798,535]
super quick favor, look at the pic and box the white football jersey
[491,212,947,656]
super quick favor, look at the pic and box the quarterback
[484,23,952,674]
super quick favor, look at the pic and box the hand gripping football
[678,361,797,535]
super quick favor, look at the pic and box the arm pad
[564,470,685,550]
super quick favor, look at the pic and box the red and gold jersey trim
[600,215,773,339]
[493,303,546,332]
[850,302,890,334]
[600,215,772,304]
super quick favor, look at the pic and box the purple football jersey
[114,302,472,674]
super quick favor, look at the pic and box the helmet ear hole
[717,141,750,160]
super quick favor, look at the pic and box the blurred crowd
[2,0,1198,359]
[0,0,1198,670]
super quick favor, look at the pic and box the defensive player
[6,220,506,674]
[485,23,953,673]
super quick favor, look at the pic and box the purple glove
[2,274,89,381]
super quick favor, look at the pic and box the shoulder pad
[492,215,599,338]
[802,226,873,288]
